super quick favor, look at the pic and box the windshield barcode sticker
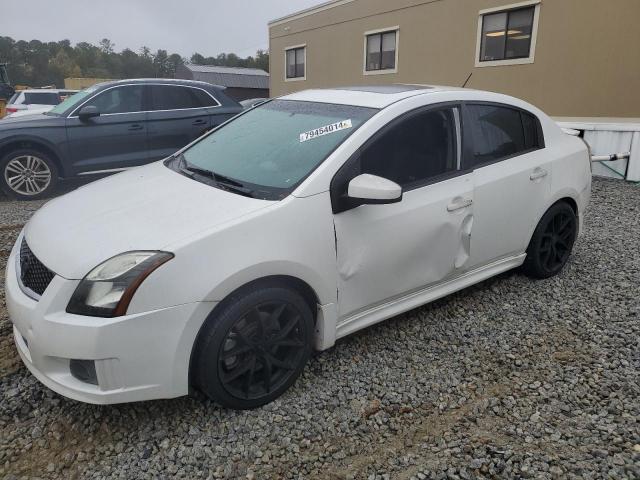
[299,119,353,143]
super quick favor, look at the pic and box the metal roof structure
[179,64,269,90]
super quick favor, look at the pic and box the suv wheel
[193,283,314,409]
[522,202,577,279]
[0,149,58,200]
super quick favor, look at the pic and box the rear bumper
[6,237,215,404]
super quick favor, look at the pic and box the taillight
[6,107,18,114]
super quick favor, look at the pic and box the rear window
[466,104,542,167]
[7,93,21,105]
[24,92,61,105]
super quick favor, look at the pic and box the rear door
[65,84,148,174]
[146,84,219,161]
[462,103,550,268]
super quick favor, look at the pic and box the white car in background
[6,85,591,409]
[4,89,78,117]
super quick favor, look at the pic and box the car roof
[280,85,468,109]
[98,78,226,90]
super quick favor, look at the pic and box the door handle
[530,168,548,181]
[192,119,207,126]
[447,198,473,212]
[128,124,144,131]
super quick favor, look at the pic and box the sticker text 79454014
[299,119,353,143]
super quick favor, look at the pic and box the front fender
[0,133,69,176]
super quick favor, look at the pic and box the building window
[364,28,398,74]
[285,46,306,80]
[476,1,540,67]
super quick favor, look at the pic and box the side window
[83,85,144,114]
[359,108,458,189]
[521,111,541,150]
[466,104,541,167]
[190,88,219,107]
[150,85,204,111]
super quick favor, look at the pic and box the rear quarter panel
[546,131,592,234]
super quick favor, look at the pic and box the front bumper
[6,237,215,404]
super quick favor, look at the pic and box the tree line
[0,36,269,88]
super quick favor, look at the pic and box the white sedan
[7,85,591,409]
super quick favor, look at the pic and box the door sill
[335,254,526,340]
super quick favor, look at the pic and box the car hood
[0,112,62,129]
[25,162,275,279]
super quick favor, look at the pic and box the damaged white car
[7,85,591,409]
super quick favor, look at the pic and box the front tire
[522,202,577,279]
[0,149,59,200]
[193,283,314,409]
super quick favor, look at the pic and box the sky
[2,0,322,58]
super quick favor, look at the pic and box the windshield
[47,87,97,116]
[179,100,377,198]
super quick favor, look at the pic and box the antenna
[462,72,473,88]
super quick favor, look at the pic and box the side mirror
[78,105,100,121]
[347,174,402,204]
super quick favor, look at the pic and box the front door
[65,84,148,174]
[332,105,474,318]
[462,103,551,268]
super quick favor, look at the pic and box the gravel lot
[0,177,638,480]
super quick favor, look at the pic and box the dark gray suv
[0,79,242,199]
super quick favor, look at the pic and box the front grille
[19,238,55,296]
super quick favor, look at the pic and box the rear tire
[522,202,577,279]
[193,283,314,409]
[0,149,59,200]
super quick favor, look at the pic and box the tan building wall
[269,0,640,118]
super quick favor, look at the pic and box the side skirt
[335,254,526,340]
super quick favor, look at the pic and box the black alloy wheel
[523,202,577,279]
[193,283,314,409]
[218,301,306,400]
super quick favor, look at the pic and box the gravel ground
[0,177,639,480]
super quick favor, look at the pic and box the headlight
[66,251,173,317]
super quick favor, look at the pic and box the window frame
[460,101,545,171]
[284,44,307,82]
[363,26,400,75]
[68,83,220,118]
[475,0,541,68]
[331,102,470,214]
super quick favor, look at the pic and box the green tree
[0,36,269,87]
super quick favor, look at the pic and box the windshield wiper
[176,154,255,198]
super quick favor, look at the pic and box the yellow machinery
[0,63,14,119]
[0,63,14,118]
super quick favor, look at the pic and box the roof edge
[269,0,356,27]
